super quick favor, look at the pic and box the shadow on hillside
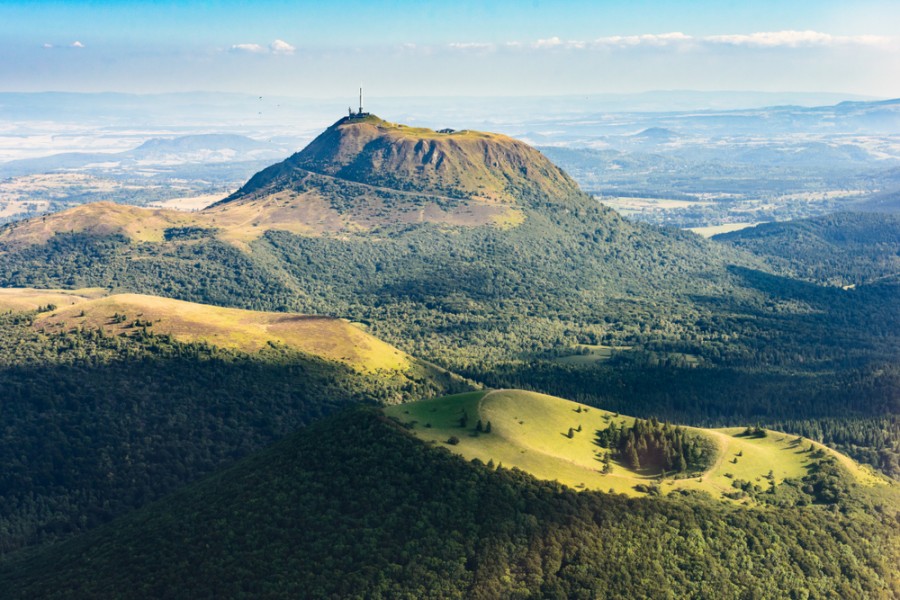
[0,343,461,556]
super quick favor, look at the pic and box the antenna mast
[359,86,363,114]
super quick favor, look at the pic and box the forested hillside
[715,212,900,286]
[2,408,896,599]
[0,304,467,554]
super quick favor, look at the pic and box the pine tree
[626,444,641,469]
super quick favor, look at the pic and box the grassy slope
[29,291,411,373]
[0,287,416,374]
[385,389,891,501]
[0,286,106,311]
[0,202,201,250]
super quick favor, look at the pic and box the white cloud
[70,41,85,48]
[527,33,692,50]
[430,29,893,58]
[230,43,267,54]
[270,39,295,55]
[517,30,892,52]
[705,30,891,48]
[448,42,495,51]
[593,32,693,47]
[42,43,53,49]
[230,40,296,55]
[533,36,563,49]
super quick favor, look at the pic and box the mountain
[632,126,680,143]
[0,288,469,553]
[1,404,896,599]
[0,114,587,246]
[132,134,273,156]
[0,114,897,478]
[212,113,584,233]
[0,134,285,178]
[256,115,579,200]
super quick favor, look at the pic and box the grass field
[0,287,106,312]
[30,292,411,373]
[385,389,891,502]
[689,222,762,237]
[0,202,201,248]
[551,344,631,365]
[149,192,228,212]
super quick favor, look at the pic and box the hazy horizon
[2,0,899,98]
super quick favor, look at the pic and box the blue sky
[1,0,898,98]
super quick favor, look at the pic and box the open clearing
[689,222,763,237]
[551,344,631,365]
[148,192,228,211]
[386,389,890,502]
[598,196,713,215]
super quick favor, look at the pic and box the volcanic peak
[224,113,584,207]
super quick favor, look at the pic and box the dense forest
[594,417,716,474]
[0,312,466,554]
[1,408,896,599]
[715,212,900,286]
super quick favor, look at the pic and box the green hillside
[0,116,897,479]
[715,212,900,286]
[1,408,897,599]
[32,291,413,373]
[0,293,470,554]
[386,390,891,502]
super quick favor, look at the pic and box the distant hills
[0,133,286,178]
